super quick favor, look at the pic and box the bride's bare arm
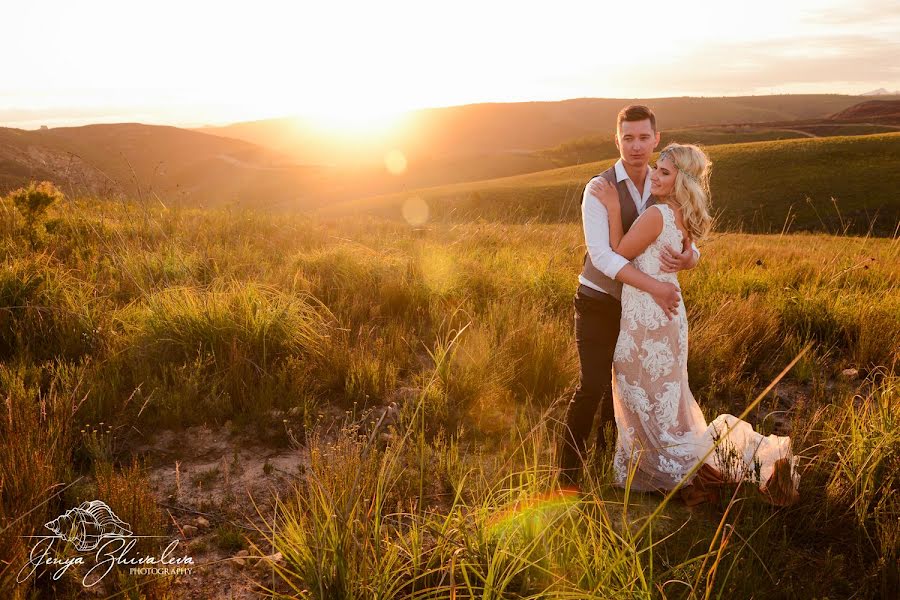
[605,205,663,260]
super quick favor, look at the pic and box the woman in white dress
[589,143,800,506]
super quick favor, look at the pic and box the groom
[558,104,700,490]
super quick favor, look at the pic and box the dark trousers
[558,286,621,486]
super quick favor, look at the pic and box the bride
[588,143,800,506]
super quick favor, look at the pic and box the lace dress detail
[611,204,800,500]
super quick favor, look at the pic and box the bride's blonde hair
[658,143,713,243]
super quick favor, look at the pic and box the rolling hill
[0,123,338,207]
[534,100,900,168]
[830,99,900,124]
[322,133,900,236]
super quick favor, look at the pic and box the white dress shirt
[578,159,700,294]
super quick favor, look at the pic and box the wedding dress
[611,203,800,506]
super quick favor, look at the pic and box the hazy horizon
[5,89,900,132]
[3,0,898,131]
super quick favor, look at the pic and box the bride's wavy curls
[659,143,713,243]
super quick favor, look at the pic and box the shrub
[6,180,64,247]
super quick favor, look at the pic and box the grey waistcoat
[579,165,657,301]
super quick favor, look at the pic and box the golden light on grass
[466,385,517,435]
[5,190,899,598]
[485,490,581,537]
[419,246,454,293]
[384,149,407,175]
[401,195,429,225]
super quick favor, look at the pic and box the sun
[300,102,406,137]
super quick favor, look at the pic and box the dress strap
[651,203,676,231]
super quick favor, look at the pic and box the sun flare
[299,104,406,137]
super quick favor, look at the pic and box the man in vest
[558,104,700,491]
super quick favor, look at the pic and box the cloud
[804,0,900,27]
[618,33,900,94]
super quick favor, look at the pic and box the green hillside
[534,124,900,167]
[327,133,900,236]
[534,127,811,167]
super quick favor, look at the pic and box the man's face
[615,119,660,168]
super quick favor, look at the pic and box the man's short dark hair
[617,105,656,132]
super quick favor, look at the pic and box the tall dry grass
[1,189,897,598]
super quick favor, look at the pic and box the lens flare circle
[384,150,407,175]
[402,196,429,226]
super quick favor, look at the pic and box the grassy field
[330,132,900,236]
[0,189,897,598]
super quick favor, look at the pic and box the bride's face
[651,156,677,197]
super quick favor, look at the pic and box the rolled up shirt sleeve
[582,181,629,279]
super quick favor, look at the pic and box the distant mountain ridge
[862,88,900,96]
[193,94,875,167]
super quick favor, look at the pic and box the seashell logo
[44,499,133,552]
[19,497,194,588]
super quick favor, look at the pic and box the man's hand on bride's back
[660,244,697,272]
[650,281,681,319]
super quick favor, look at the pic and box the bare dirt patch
[128,418,308,599]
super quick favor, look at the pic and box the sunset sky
[3,0,898,130]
